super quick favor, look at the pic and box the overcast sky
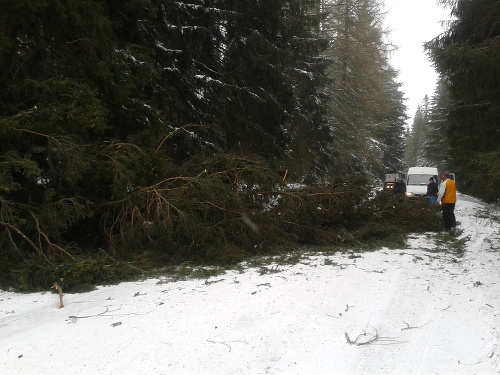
[382,0,450,128]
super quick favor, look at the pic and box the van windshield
[407,175,435,185]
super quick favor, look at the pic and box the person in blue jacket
[393,177,407,196]
[425,177,439,205]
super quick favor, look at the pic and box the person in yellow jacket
[436,173,457,231]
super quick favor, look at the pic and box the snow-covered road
[1,193,499,375]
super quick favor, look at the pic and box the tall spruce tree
[217,0,330,170]
[421,79,454,171]
[405,97,432,168]
[0,0,121,256]
[320,0,407,176]
[282,0,332,181]
[373,68,407,172]
[425,0,500,202]
[405,106,423,167]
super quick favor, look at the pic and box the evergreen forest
[0,0,498,290]
[406,0,500,203]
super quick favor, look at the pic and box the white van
[405,167,439,197]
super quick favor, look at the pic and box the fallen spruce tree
[1,152,441,292]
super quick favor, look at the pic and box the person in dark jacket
[393,177,406,196]
[425,177,439,205]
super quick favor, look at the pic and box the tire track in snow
[393,195,500,375]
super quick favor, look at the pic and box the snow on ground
[1,193,499,375]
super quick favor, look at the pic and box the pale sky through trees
[383,0,449,128]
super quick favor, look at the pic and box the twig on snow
[401,319,431,330]
[68,304,158,322]
[207,338,248,352]
[68,307,110,320]
[345,329,379,346]
[346,325,403,346]
[326,313,340,319]
[207,339,232,352]
[458,359,487,366]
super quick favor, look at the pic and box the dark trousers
[442,203,456,230]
